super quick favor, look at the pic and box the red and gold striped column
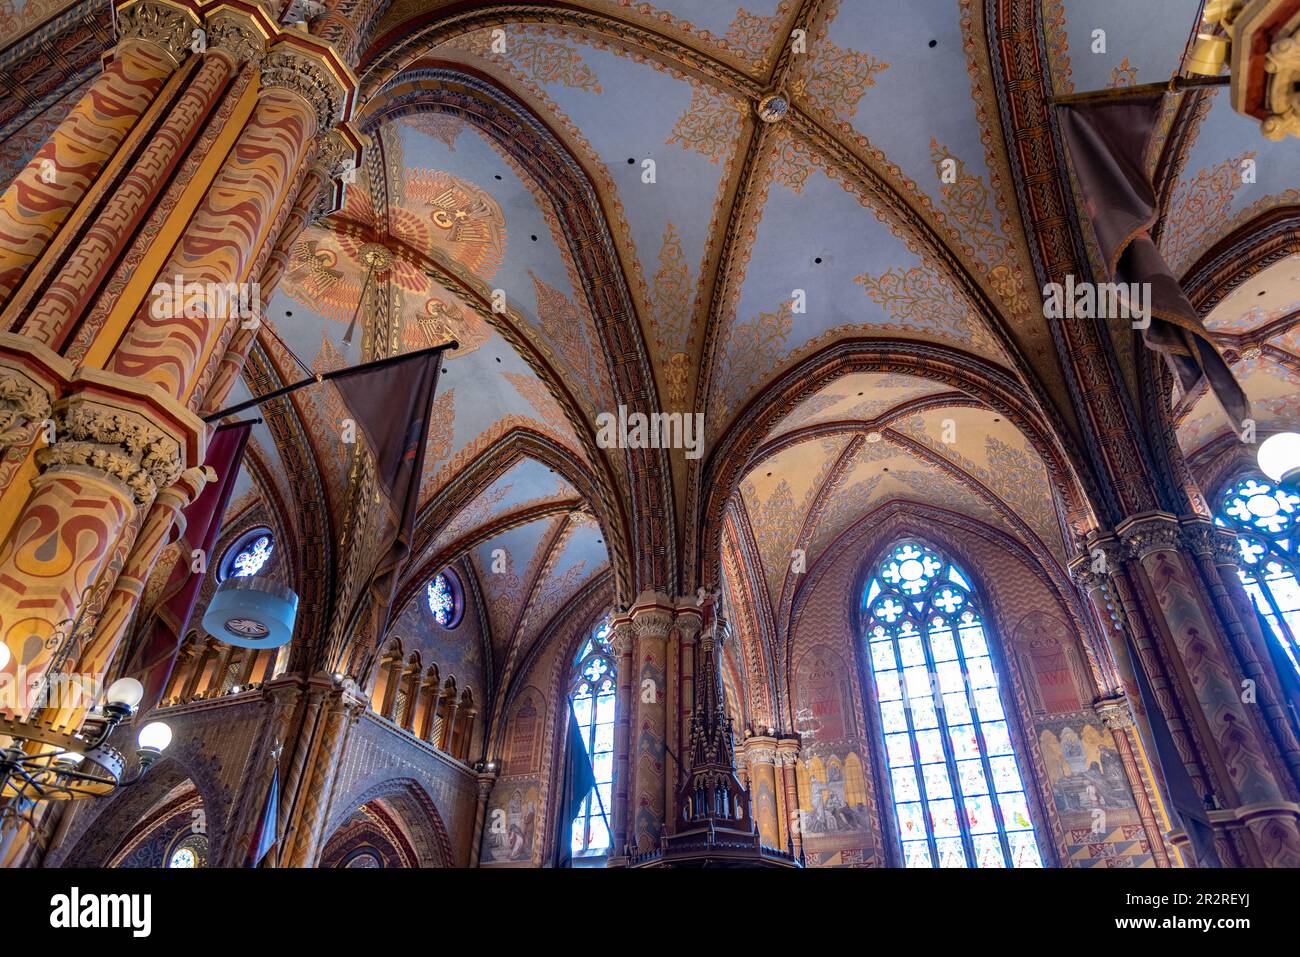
[106,36,349,406]
[0,0,197,309]
[14,7,274,349]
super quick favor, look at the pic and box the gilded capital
[115,0,202,66]
[205,6,271,67]
[261,39,351,130]
[0,364,52,446]
[1094,695,1135,732]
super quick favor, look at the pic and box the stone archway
[319,777,453,868]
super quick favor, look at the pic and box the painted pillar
[672,600,702,833]
[1113,513,1300,865]
[105,39,345,407]
[0,0,195,309]
[608,616,634,854]
[777,736,803,858]
[743,735,781,848]
[469,769,497,865]
[0,379,203,697]
[281,686,363,867]
[1094,695,1175,867]
[46,463,208,731]
[628,594,672,853]
[15,6,272,347]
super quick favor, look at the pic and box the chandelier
[0,644,172,828]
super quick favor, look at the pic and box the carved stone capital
[0,365,52,445]
[1117,512,1182,560]
[630,605,674,644]
[674,598,704,643]
[315,125,360,180]
[115,0,201,66]
[1094,695,1135,731]
[609,619,634,657]
[205,7,270,67]
[261,40,348,130]
[1181,519,1242,567]
[1070,536,1124,587]
[36,395,185,503]
[742,736,777,763]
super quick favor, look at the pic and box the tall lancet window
[569,617,615,858]
[861,542,1043,868]
[1216,475,1300,677]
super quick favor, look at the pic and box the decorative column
[11,5,274,347]
[417,666,439,742]
[398,660,421,730]
[281,684,364,867]
[452,690,476,760]
[105,34,349,409]
[672,600,702,831]
[1114,513,1300,865]
[1094,695,1175,867]
[0,0,196,308]
[777,736,803,859]
[628,593,673,854]
[1183,518,1300,783]
[46,463,208,731]
[469,768,497,865]
[609,616,634,854]
[742,735,781,848]
[0,376,204,695]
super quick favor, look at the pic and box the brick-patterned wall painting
[787,512,1156,867]
[327,713,478,866]
[48,695,272,866]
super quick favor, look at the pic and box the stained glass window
[1215,475,1300,677]
[233,535,272,577]
[219,529,274,581]
[166,834,208,868]
[861,542,1043,868]
[427,572,457,627]
[570,617,614,858]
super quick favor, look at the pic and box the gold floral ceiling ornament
[756,93,790,124]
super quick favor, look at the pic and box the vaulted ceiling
[148,0,1297,717]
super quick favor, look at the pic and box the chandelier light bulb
[1257,432,1300,485]
[137,721,173,753]
[57,751,85,766]
[105,677,144,709]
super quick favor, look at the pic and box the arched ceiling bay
[724,369,1067,649]
[1176,255,1300,465]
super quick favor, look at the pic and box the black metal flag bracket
[201,341,459,424]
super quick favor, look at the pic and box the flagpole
[1051,74,1228,106]
[201,340,459,423]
